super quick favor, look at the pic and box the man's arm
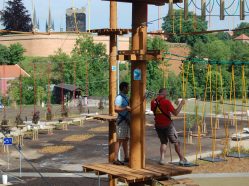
[171,100,185,116]
[115,105,131,113]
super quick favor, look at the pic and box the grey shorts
[155,124,178,144]
[116,120,130,140]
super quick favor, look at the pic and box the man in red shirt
[151,88,187,165]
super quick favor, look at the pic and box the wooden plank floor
[83,162,192,183]
[93,114,117,122]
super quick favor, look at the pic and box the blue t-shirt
[115,93,130,120]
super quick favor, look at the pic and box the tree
[0,0,32,31]
[146,36,168,93]
[216,32,232,41]
[8,43,25,64]
[0,43,25,64]
[233,22,249,37]
[0,44,9,64]
[191,40,231,61]
[162,10,208,46]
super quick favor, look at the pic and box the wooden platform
[92,114,117,122]
[89,28,131,36]
[83,162,192,184]
[102,0,183,5]
[157,178,199,186]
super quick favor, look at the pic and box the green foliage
[8,43,25,64]
[191,40,231,61]
[0,43,25,64]
[147,36,168,51]
[186,114,201,130]
[233,22,249,37]
[216,32,232,41]
[0,44,9,63]
[146,36,168,93]
[0,0,32,31]
[71,35,109,96]
[165,72,182,101]
[162,10,208,46]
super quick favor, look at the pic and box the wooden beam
[102,0,183,6]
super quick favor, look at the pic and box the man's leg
[174,142,185,161]
[114,140,121,161]
[123,138,129,160]
[159,143,167,164]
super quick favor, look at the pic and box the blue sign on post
[111,66,116,71]
[134,68,141,80]
[4,138,13,145]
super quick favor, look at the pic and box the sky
[0,0,249,32]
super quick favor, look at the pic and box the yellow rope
[172,9,175,34]
[180,9,182,33]
[232,65,240,155]
[209,65,215,159]
[72,0,79,32]
[193,0,197,31]
[192,64,200,162]
[219,65,229,158]
[200,64,210,157]
[183,63,190,157]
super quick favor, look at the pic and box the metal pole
[7,150,9,169]
[130,2,147,169]
[19,145,22,177]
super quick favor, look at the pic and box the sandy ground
[0,110,249,185]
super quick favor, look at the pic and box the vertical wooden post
[240,0,245,20]
[201,0,206,20]
[168,0,173,19]
[220,0,225,20]
[109,2,117,186]
[130,2,147,170]
[184,0,188,20]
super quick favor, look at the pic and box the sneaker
[124,158,129,163]
[113,160,124,165]
[159,159,165,165]
[179,158,190,166]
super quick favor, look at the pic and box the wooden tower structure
[83,1,191,186]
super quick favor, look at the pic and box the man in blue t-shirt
[113,82,131,165]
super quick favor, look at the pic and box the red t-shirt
[151,96,175,128]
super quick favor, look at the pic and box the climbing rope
[33,63,37,113]
[182,62,190,156]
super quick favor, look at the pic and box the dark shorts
[155,124,178,144]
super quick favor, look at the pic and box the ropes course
[1,0,249,177]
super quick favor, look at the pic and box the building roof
[54,83,83,92]
[234,34,249,40]
[0,64,30,79]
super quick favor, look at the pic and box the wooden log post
[240,0,245,20]
[220,0,225,20]
[201,0,206,20]
[184,0,188,20]
[130,2,147,170]
[109,2,117,186]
